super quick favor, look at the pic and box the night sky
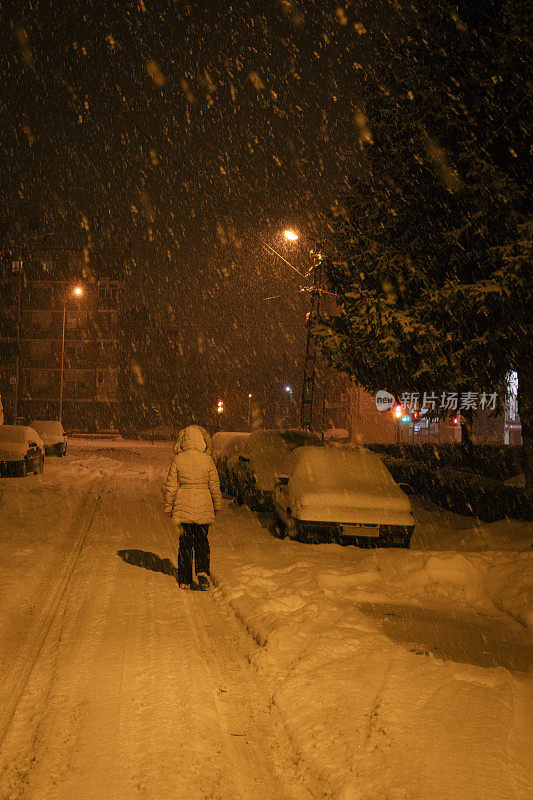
[1,0,391,421]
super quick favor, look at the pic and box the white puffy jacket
[164,425,222,525]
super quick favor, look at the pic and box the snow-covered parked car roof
[281,446,413,526]
[323,427,350,443]
[212,431,250,461]
[30,420,66,445]
[242,429,322,492]
[0,425,44,459]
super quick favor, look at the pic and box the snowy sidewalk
[210,502,533,800]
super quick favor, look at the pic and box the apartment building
[0,249,123,432]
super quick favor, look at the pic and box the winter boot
[197,573,210,591]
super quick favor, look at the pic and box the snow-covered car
[30,420,67,457]
[0,425,45,477]
[323,428,350,445]
[233,429,322,510]
[273,446,415,548]
[212,431,250,495]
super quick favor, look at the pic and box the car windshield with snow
[232,429,322,510]
[273,445,414,547]
[212,431,251,495]
[30,420,68,457]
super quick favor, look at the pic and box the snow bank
[211,505,533,800]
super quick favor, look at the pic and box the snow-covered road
[0,438,531,799]
[0,452,314,800]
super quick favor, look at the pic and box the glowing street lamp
[255,231,305,278]
[59,285,84,422]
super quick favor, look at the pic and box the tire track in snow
[1,467,320,799]
[0,477,104,750]
[152,480,322,800]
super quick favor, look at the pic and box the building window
[28,285,52,307]
[96,370,117,388]
[29,370,55,392]
[31,341,51,360]
[29,311,52,332]
[98,283,119,307]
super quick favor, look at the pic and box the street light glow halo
[284,229,299,241]
[73,285,83,296]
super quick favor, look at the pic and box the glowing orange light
[284,230,299,241]
[73,286,83,296]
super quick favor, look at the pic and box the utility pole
[13,260,23,424]
[299,249,323,430]
[59,286,84,423]
[59,302,66,422]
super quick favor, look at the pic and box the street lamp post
[59,286,83,422]
[247,393,252,428]
[279,229,325,430]
[299,245,323,430]
[285,385,294,427]
[254,227,323,430]
[13,261,23,423]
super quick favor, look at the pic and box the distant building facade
[0,248,123,432]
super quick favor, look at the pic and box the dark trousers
[178,523,210,584]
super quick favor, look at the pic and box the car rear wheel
[285,518,300,541]
[247,492,263,512]
[272,512,286,539]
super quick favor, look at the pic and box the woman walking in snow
[164,424,222,590]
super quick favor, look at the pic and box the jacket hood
[175,425,210,453]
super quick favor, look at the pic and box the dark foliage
[311,1,532,493]
[368,443,525,481]
[383,456,530,521]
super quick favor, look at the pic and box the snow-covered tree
[312,0,532,496]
